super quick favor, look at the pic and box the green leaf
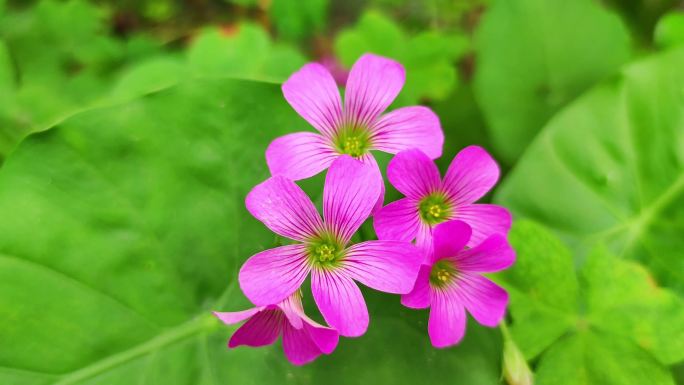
[334,10,468,106]
[501,222,682,384]
[535,331,675,385]
[474,0,631,163]
[269,0,328,41]
[495,47,684,294]
[581,247,684,364]
[0,77,502,384]
[499,220,578,359]
[187,24,307,82]
[655,12,684,49]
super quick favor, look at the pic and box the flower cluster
[214,53,515,365]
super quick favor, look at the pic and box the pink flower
[374,146,512,253]
[214,293,339,365]
[267,53,444,182]
[240,155,423,337]
[402,220,515,348]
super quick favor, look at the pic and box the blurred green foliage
[1,1,683,384]
[655,11,684,48]
[474,0,632,164]
[335,10,469,106]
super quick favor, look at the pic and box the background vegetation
[1,0,683,384]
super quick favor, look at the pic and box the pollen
[307,233,344,268]
[334,126,371,158]
[429,260,458,287]
[314,244,337,262]
[418,193,452,225]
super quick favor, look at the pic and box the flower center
[429,260,458,287]
[307,233,344,268]
[418,193,452,225]
[334,127,371,158]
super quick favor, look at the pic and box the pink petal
[303,321,339,354]
[387,149,441,199]
[359,153,385,214]
[343,240,422,294]
[371,106,444,159]
[454,234,515,273]
[213,308,262,325]
[323,155,382,244]
[456,204,512,247]
[373,198,420,242]
[428,289,466,348]
[246,176,323,242]
[228,308,284,348]
[344,53,405,127]
[457,273,509,327]
[239,245,311,306]
[311,268,368,337]
[266,132,338,180]
[282,322,325,365]
[415,222,434,258]
[401,265,431,309]
[443,146,500,205]
[432,220,471,261]
[282,63,343,138]
[277,293,306,329]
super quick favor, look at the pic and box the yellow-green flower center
[307,233,344,268]
[418,193,452,225]
[334,127,371,158]
[429,260,458,287]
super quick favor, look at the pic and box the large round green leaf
[474,0,631,164]
[496,47,684,294]
[0,78,502,384]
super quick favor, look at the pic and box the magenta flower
[402,220,515,348]
[374,146,512,253]
[214,293,339,365]
[239,155,423,337]
[267,53,444,181]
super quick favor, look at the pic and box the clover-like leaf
[474,0,632,163]
[496,47,684,294]
[0,76,502,385]
[500,221,683,385]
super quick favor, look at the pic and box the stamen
[429,260,458,287]
[418,193,452,225]
[334,126,371,158]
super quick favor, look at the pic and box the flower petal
[371,106,444,159]
[428,289,466,348]
[239,245,311,306]
[387,149,441,199]
[282,63,343,138]
[443,146,500,205]
[213,308,262,325]
[311,268,368,337]
[415,222,434,258]
[343,240,422,294]
[401,265,431,309]
[323,155,382,244]
[344,53,405,127]
[373,198,421,242]
[432,220,471,261]
[457,273,509,327]
[303,321,339,354]
[359,153,385,214]
[454,234,515,273]
[228,308,284,348]
[246,176,323,242]
[456,204,512,247]
[266,132,338,180]
[282,322,324,366]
